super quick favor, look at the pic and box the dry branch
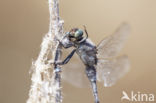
[27,0,64,103]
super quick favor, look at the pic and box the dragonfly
[53,23,130,103]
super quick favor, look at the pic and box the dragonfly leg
[85,66,100,103]
[55,49,76,65]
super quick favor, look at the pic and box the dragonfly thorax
[75,39,97,66]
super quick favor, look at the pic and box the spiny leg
[86,66,100,103]
[54,49,76,65]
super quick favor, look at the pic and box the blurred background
[0,0,156,103]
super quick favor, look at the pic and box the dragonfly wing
[97,23,130,58]
[61,48,89,88]
[96,55,130,87]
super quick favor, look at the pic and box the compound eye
[74,30,83,38]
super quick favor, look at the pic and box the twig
[27,0,64,103]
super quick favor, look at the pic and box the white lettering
[121,91,155,102]
[131,91,137,101]
[149,94,155,101]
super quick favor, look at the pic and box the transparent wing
[97,23,130,58]
[61,48,90,88]
[96,55,130,87]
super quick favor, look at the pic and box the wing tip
[120,22,131,33]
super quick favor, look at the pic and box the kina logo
[121,91,155,102]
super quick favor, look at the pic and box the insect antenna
[83,25,88,39]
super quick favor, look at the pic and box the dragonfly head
[66,26,88,44]
[68,28,84,42]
